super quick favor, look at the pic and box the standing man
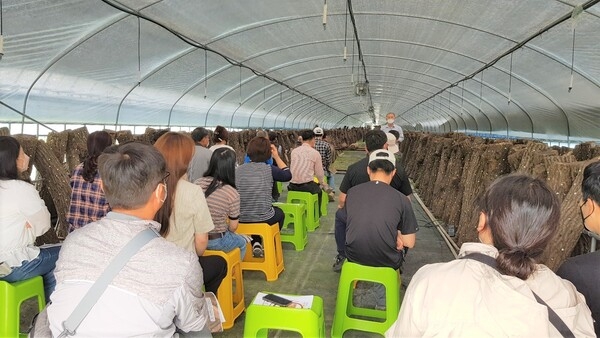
[289,129,332,214]
[333,129,413,272]
[313,127,335,199]
[339,149,417,269]
[188,127,213,182]
[381,112,404,143]
[557,160,600,336]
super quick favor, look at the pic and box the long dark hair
[153,132,195,236]
[0,136,21,180]
[82,131,112,183]
[203,148,237,198]
[479,174,560,280]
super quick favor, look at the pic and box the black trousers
[198,255,227,294]
[242,206,285,244]
[288,181,323,216]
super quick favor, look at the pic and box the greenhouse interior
[1,0,600,337]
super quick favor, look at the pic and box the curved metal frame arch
[116,46,197,126]
[22,13,130,114]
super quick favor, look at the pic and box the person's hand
[396,236,404,251]
[270,144,280,158]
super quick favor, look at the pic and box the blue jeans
[0,245,61,303]
[326,171,335,192]
[207,231,247,259]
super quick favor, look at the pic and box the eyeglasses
[162,171,170,185]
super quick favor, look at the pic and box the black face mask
[580,199,594,232]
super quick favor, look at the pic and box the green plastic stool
[331,261,400,337]
[320,190,328,217]
[244,293,325,337]
[0,276,46,338]
[286,190,319,231]
[273,202,308,251]
[276,181,283,194]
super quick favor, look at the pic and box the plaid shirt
[315,139,332,171]
[66,163,110,232]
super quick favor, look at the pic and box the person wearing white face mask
[0,136,59,303]
[381,112,404,143]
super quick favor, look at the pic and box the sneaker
[332,254,346,273]
[328,191,335,202]
[252,242,264,258]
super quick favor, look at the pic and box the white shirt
[0,180,51,267]
[386,242,595,337]
[381,124,404,142]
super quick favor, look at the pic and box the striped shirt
[290,143,325,184]
[196,177,240,233]
[67,163,110,232]
[236,162,275,222]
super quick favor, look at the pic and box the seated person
[67,130,112,232]
[333,129,413,272]
[47,142,211,336]
[237,137,291,257]
[338,149,417,270]
[386,174,595,337]
[557,160,600,336]
[0,136,59,303]
[196,148,247,258]
[154,132,226,295]
[187,126,213,183]
[288,129,332,213]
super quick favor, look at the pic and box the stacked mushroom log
[401,132,600,270]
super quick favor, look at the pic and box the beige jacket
[386,243,595,337]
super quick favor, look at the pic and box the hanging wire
[479,72,484,112]
[137,16,141,86]
[461,81,465,115]
[568,27,576,92]
[343,1,348,61]
[0,0,3,34]
[322,0,327,29]
[204,49,208,99]
[508,53,513,104]
[351,35,355,83]
[238,65,242,105]
[0,0,4,60]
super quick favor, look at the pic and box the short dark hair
[388,130,400,140]
[202,148,237,197]
[582,161,600,205]
[364,130,387,152]
[191,127,210,143]
[479,174,560,280]
[368,160,395,174]
[300,129,315,141]
[213,125,229,143]
[268,131,278,143]
[83,131,112,183]
[246,136,271,163]
[98,142,166,210]
[0,136,21,180]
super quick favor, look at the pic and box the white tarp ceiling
[0,0,599,142]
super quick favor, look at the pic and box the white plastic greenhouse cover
[0,0,599,142]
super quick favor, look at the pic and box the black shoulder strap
[461,253,575,338]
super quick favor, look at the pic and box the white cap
[386,133,399,154]
[313,127,324,136]
[368,149,396,168]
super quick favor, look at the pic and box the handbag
[461,253,575,338]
